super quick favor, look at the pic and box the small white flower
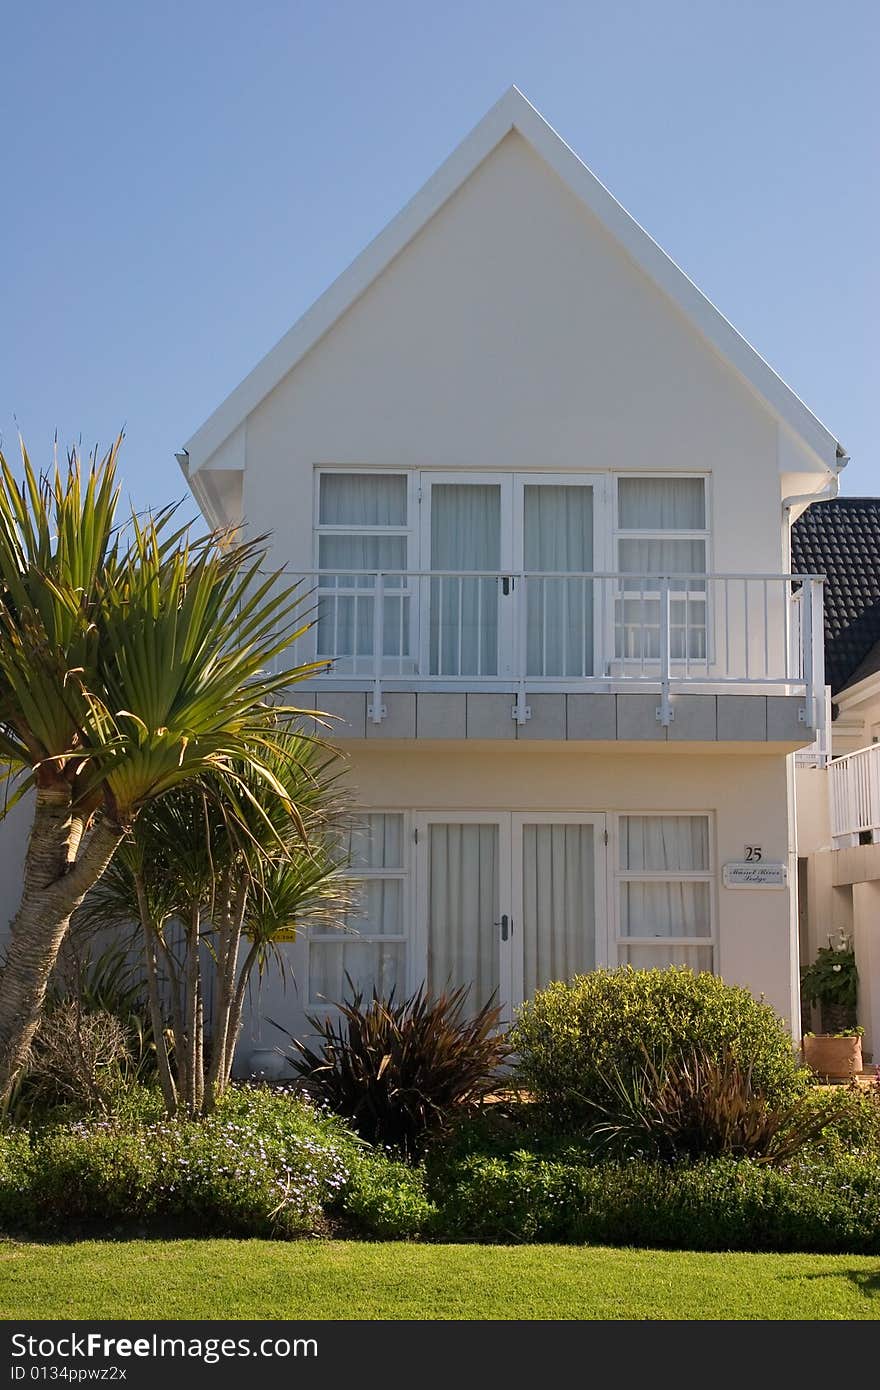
[832,964,842,972]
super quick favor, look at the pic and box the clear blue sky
[1,0,877,522]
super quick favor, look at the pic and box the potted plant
[801,933,862,1079]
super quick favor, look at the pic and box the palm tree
[80,728,352,1116]
[0,438,317,1097]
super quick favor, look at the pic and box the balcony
[830,745,880,848]
[281,570,825,741]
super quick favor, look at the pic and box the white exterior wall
[832,678,880,756]
[0,793,31,950]
[237,132,800,576]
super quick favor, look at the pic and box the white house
[174,88,848,1060]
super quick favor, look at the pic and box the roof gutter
[782,443,849,524]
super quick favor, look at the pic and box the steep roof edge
[182,85,847,473]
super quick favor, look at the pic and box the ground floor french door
[413,812,607,1022]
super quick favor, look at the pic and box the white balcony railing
[280,570,825,727]
[830,744,880,847]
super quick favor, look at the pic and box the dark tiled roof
[791,498,880,694]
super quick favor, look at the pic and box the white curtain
[427,823,499,1008]
[524,486,593,677]
[308,813,405,1007]
[317,474,408,660]
[619,882,710,939]
[619,816,709,872]
[348,813,403,870]
[522,823,595,998]
[621,944,713,970]
[617,537,706,579]
[320,473,407,526]
[308,940,404,1006]
[616,479,706,662]
[618,815,711,958]
[430,484,501,675]
[617,478,705,530]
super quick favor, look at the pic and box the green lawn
[1,1240,879,1319]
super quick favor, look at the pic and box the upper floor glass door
[420,472,603,680]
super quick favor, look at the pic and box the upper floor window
[615,477,708,661]
[317,472,409,575]
[315,472,411,665]
[616,477,707,575]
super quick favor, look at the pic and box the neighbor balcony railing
[277,570,825,729]
[830,744,880,847]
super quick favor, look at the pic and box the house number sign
[723,861,787,889]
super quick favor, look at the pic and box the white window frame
[313,468,418,672]
[611,811,716,971]
[306,809,411,1009]
[611,473,712,669]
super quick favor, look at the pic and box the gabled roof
[180,85,846,477]
[791,499,880,694]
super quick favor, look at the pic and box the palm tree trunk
[157,931,187,1105]
[134,875,177,1116]
[0,792,122,1099]
[224,939,261,1088]
[184,903,201,1116]
[195,984,205,1114]
[204,881,248,1112]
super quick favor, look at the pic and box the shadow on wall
[0,789,33,947]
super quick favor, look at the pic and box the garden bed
[2,1082,880,1254]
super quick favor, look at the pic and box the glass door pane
[426,821,501,1011]
[523,484,594,677]
[428,482,502,676]
[520,821,597,998]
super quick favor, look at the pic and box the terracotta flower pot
[802,1033,863,1080]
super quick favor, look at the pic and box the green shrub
[511,967,806,1117]
[432,1149,880,1252]
[801,944,858,1010]
[342,1152,438,1238]
[0,1128,34,1228]
[24,1125,160,1224]
[798,1080,880,1155]
[1,1087,357,1238]
[280,985,511,1157]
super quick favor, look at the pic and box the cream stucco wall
[236,130,803,579]
[795,765,832,855]
[0,794,31,949]
[243,744,800,1060]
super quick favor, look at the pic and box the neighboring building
[792,500,880,1059]
[177,88,845,1064]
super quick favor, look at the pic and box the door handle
[501,576,516,596]
[494,914,512,941]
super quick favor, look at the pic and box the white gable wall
[239,131,784,572]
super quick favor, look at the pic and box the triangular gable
[180,86,845,477]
